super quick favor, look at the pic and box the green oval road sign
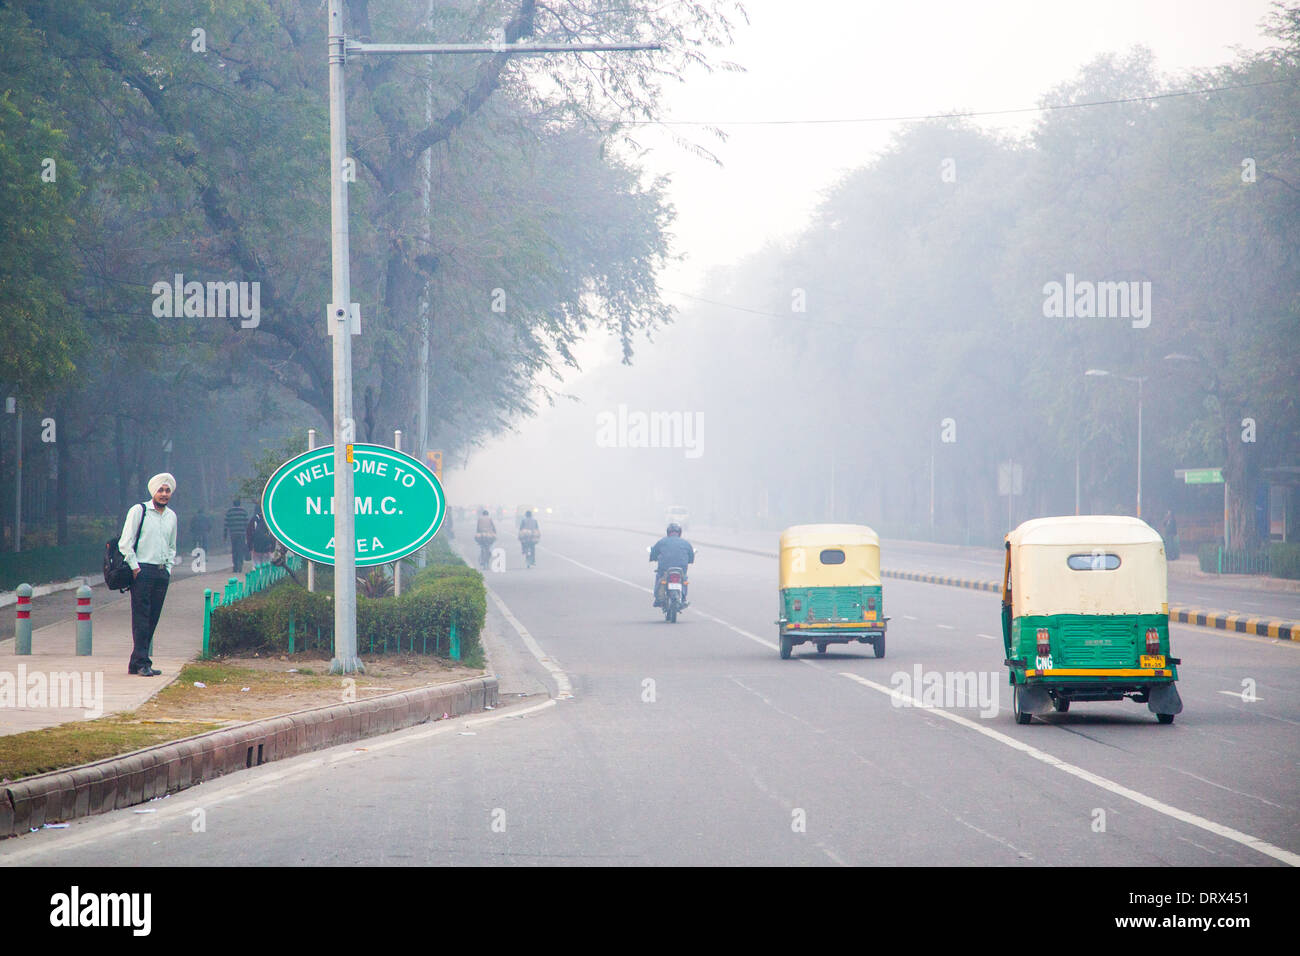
[262,444,445,567]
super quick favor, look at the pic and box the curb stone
[2,675,498,837]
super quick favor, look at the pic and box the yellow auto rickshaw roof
[779,524,881,588]
[1006,516,1166,616]
[779,524,880,550]
[1007,515,1163,549]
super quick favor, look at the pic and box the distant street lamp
[1085,369,1146,519]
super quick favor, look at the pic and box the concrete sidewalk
[0,560,240,736]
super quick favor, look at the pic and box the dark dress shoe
[138,667,163,677]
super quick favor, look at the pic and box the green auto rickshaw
[1002,515,1182,724]
[777,524,887,659]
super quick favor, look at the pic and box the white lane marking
[937,624,955,630]
[544,548,782,650]
[544,549,654,594]
[0,698,556,864]
[977,633,998,640]
[903,615,918,621]
[486,586,573,700]
[1218,690,1264,702]
[547,543,1300,863]
[838,671,1300,867]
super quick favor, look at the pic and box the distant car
[666,506,690,531]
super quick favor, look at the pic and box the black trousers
[129,564,170,672]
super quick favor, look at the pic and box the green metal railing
[1197,545,1272,576]
[201,555,302,658]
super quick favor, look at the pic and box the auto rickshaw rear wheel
[779,634,793,660]
[816,643,827,654]
[1013,684,1032,724]
[873,635,886,659]
[1053,696,1070,713]
[1156,713,1175,724]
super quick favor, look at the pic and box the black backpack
[104,502,149,592]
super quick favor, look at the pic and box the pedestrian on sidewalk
[1162,509,1180,561]
[119,472,178,677]
[224,498,249,573]
[246,504,275,565]
[190,508,213,553]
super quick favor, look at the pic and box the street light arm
[403,1,540,160]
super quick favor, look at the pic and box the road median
[0,674,497,838]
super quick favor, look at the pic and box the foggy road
[6,523,1296,867]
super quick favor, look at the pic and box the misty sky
[447,0,1281,506]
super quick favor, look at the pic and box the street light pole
[322,1,659,673]
[1085,369,1146,520]
[327,0,360,674]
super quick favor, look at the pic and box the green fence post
[202,588,212,659]
[450,616,460,662]
[288,607,295,655]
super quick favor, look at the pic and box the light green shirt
[119,502,178,573]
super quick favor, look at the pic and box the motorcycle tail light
[668,571,682,584]
[1145,628,1160,655]
[1036,627,1050,657]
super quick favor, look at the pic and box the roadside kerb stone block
[1,676,497,837]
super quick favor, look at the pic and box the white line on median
[838,671,1299,867]
[976,633,998,640]
[937,624,955,630]
[486,586,573,700]
[0,697,557,864]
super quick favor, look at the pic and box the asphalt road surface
[3,524,1297,866]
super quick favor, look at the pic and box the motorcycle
[659,566,686,623]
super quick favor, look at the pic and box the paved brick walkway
[0,558,239,736]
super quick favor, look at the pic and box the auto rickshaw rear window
[1066,552,1122,571]
[819,549,846,564]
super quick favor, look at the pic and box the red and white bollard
[15,583,32,654]
[76,584,93,655]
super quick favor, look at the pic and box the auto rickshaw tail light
[1036,627,1050,656]
[867,596,877,611]
[1145,628,1160,655]
[792,599,802,612]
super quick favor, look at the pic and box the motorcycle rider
[649,522,695,607]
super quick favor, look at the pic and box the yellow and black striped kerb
[1168,607,1297,641]
[881,569,1001,593]
[878,569,1299,641]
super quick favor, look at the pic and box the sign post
[263,444,445,570]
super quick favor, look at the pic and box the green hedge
[1270,542,1300,580]
[0,544,103,591]
[209,554,486,663]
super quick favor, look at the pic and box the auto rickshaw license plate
[1140,655,1165,668]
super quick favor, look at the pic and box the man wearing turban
[118,473,178,677]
